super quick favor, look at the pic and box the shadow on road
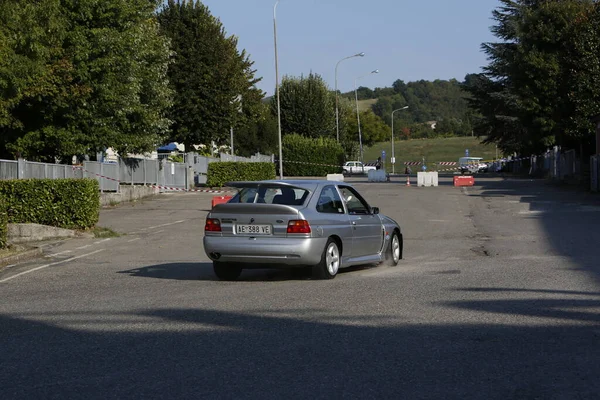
[474,177,600,286]
[118,262,381,282]
[1,305,599,399]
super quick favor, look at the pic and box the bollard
[453,176,475,187]
[212,195,233,208]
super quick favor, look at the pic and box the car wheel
[384,232,402,266]
[213,262,242,281]
[313,238,340,279]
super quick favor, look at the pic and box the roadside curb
[0,246,44,268]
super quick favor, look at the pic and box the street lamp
[273,0,283,179]
[335,52,364,143]
[391,106,409,174]
[354,69,379,162]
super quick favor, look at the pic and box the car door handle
[352,221,356,225]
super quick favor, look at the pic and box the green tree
[1,0,173,161]
[345,109,391,148]
[465,0,600,156]
[158,0,263,151]
[233,103,278,157]
[0,0,68,159]
[272,72,335,139]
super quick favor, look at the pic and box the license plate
[236,224,272,235]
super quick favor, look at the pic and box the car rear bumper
[203,236,327,266]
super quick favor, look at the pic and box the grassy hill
[363,136,500,172]
[357,98,377,111]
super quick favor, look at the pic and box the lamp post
[354,69,379,162]
[273,0,284,179]
[391,106,409,174]
[335,52,364,143]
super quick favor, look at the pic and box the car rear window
[230,187,309,206]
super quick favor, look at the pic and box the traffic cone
[406,175,411,186]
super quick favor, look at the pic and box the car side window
[316,185,344,214]
[339,186,370,215]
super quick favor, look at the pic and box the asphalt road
[1,175,600,399]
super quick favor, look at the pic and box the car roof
[226,179,350,190]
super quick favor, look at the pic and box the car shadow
[118,262,383,282]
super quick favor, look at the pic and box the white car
[458,157,485,174]
[343,161,376,175]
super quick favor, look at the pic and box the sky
[197,0,501,96]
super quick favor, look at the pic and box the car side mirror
[372,207,380,215]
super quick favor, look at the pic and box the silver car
[203,180,403,280]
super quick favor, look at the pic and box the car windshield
[229,186,309,206]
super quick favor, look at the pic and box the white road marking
[519,207,600,215]
[129,220,186,235]
[97,238,112,244]
[146,220,186,230]
[47,250,73,257]
[127,238,141,243]
[0,249,106,283]
[75,245,91,250]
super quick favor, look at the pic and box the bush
[282,134,345,176]
[0,196,7,249]
[207,162,276,187]
[0,179,100,230]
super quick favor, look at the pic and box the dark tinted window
[316,186,344,214]
[230,187,309,205]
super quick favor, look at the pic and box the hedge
[207,162,276,187]
[0,195,7,249]
[0,179,100,230]
[282,134,345,176]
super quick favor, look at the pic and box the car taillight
[287,220,311,234]
[205,218,221,232]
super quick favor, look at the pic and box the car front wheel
[313,238,340,279]
[213,262,242,281]
[384,232,402,266]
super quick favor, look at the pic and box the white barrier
[417,171,439,187]
[326,173,344,182]
[367,170,387,182]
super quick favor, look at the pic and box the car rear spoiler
[225,181,310,191]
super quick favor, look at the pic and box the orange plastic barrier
[453,176,474,187]
[211,195,232,208]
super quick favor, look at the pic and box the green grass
[363,136,501,172]
[357,98,378,111]
[91,226,121,238]
[0,245,18,259]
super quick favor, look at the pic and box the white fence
[0,160,18,180]
[0,151,275,191]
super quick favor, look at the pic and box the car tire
[313,238,340,280]
[384,232,402,266]
[213,262,242,281]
